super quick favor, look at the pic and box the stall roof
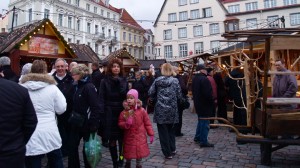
[69,43,100,63]
[0,18,75,58]
[139,59,166,70]
[102,48,141,66]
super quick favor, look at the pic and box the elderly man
[192,64,215,147]
[0,56,18,82]
[0,77,37,168]
[52,58,74,157]
[273,59,298,109]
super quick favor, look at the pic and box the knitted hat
[127,89,139,109]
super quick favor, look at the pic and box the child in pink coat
[118,89,154,168]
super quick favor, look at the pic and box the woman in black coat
[99,58,128,168]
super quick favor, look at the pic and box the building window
[168,13,177,22]
[113,14,116,21]
[14,14,18,26]
[123,32,126,41]
[77,20,81,31]
[114,31,117,39]
[139,36,142,44]
[264,0,277,8]
[211,41,220,53]
[87,23,91,33]
[193,25,203,36]
[267,15,279,27]
[179,43,188,57]
[101,9,104,16]
[163,29,172,40]
[139,50,142,58]
[102,27,105,35]
[75,0,80,7]
[102,45,105,55]
[29,8,32,22]
[190,9,200,19]
[129,33,132,42]
[107,12,110,19]
[95,25,98,34]
[68,38,72,42]
[164,45,173,58]
[87,42,91,46]
[134,35,137,43]
[148,46,150,54]
[290,13,300,25]
[129,48,132,54]
[77,40,80,44]
[246,2,258,11]
[86,4,90,11]
[178,27,187,38]
[44,9,50,18]
[194,42,203,54]
[284,0,297,5]
[134,49,137,57]
[209,23,219,34]
[225,21,239,31]
[67,0,71,4]
[95,44,99,53]
[148,35,150,41]
[190,0,199,4]
[178,0,187,6]
[246,18,258,29]
[228,4,240,13]
[68,16,72,29]
[58,14,63,26]
[94,7,97,13]
[179,11,188,21]
[108,29,111,37]
[203,7,212,18]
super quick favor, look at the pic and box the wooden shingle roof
[69,43,100,63]
[0,19,75,57]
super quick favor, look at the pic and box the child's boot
[125,161,131,168]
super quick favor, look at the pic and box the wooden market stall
[102,47,141,76]
[0,18,77,74]
[168,53,212,88]
[208,28,300,165]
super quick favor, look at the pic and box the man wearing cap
[192,64,214,147]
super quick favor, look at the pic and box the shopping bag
[84,133,102,168]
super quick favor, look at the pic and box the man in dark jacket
[192,64,214,147]
[0,78,37,168]
[52,58,74,157]
[273,59,298,109]
[132,71,147,108]
[225,67,247,126]
[91,62,105,93]
[0,56,19,82]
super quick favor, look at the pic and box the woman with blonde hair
[68,64,101,168]
[148,63,182,159]
[20,60,67,168]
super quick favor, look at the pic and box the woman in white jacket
[20,60,67,168]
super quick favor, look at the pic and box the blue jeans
[194,119,210,145]
[25,148,64,168]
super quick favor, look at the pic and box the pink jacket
[118,100,154,159]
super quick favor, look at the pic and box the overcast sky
[0,0,164,29]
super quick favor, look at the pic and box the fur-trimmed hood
[20,73,57,91]
[123,99,143,110]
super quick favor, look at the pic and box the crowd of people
[0,55,298,168]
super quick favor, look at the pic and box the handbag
[68,111,86,127]
[84,133,102,168]
[179,96,190,110]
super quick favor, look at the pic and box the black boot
[125,161,131,168]
[109,146,119,168]
[118,156,124,167]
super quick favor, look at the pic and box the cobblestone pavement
[56,107,300,168]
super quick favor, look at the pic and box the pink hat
[127,89,139,100]
[127,89,139,109]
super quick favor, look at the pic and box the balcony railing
[107,36,118,45]
[93,32,106,42]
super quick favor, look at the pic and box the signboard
[28,37,58,55]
